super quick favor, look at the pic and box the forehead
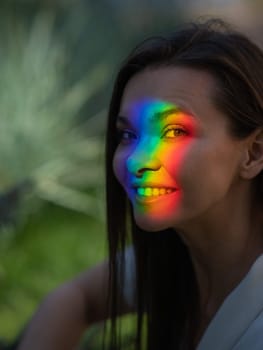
[119,66,220,124]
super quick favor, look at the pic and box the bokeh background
[0,0,261,349]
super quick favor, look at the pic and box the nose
[126,146,161,176]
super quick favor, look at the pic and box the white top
[121,246,263,349]
[197,252,263,350]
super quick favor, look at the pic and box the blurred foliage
[0,10,110,236]
[0,204,106,343]
[0,7,112,345]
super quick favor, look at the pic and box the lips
[132,181,177,190]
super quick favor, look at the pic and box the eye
[117,129,137,143]
[162,127,187,138]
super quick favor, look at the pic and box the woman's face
[113,67,246,232]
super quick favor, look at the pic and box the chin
[133,212,173,232]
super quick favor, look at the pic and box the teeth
[136,187,175,197]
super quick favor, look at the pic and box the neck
[175,183,263,320]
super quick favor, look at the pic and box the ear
[240,128,263,180]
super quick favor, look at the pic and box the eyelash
[117,130,137,142]
[162,127,187,138]
[116,126,187,143]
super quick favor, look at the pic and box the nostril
[126,155,161,175]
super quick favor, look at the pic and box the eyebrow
[116,106,187,125]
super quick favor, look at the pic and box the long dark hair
[104,18,263,350]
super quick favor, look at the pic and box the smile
[135,187,176,197]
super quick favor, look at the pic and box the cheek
[174,143,241,207]
[161,141,195,187]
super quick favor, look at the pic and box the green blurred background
[0,0,261,348]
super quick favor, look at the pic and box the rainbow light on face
[117,98,197,221]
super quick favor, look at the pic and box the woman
[18,18,263,349]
